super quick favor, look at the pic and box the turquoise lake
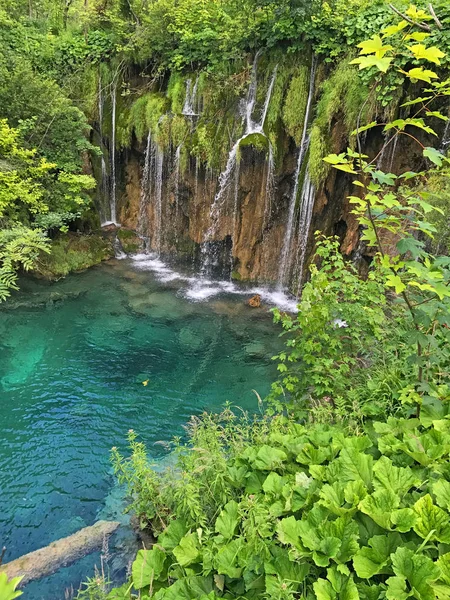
[0,257,284,599]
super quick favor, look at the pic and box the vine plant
[323,3,450,416]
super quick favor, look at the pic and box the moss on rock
[34,233,114,280]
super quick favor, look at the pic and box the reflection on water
[0,258,284,599]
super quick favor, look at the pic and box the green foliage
[324,4,450,416]
[107,405,450,599]
[0,573,22,600]
[281,66,309,145]
[0,119,95,298]
[167,72,186,114]
[270,236,413,423]
[127,93,170,146]
[34,233,113,279]
[418,168,450,255]
[308,60,369,187]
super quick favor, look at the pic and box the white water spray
[109,80,118,225]
[182,76,200,116]
[206,61,278,243]
[294,173,316,293]
[277,57,317,289]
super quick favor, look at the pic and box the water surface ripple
[0,259,283,598]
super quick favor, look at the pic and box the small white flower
[333,318,349,328]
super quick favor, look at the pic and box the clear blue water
[0,258,283,599]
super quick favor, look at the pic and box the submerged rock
[248,294,261,308]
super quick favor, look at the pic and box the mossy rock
[239,132,269,152]
[117,228,142,254]
[35,233,114,280]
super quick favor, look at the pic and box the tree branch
[388,4,431,31]
[428,3,443,30]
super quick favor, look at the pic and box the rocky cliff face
[115,131,361,289]
[93,54,426,292]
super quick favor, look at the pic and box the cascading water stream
[137,131,164,253]
[110,79,118,225]
[294,173,316,294]
[262,144,275,234]
[153,145,164,254]
[173,145,182,222]
[206,61,278,247]
[138,131,153,241]
[182,76,200,116]
[98,75,111,226]
[277,56,317,290]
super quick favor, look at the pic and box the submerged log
[0,520,120,586]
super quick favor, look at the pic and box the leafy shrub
[269,236,413,423]
[107,405,450,600]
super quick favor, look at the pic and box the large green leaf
[338,449,373,487]
[390,508,417,533]
[359,489,399,529]
[265,546,309,587]
[214,538,242,579]
[373,456,419,497]
[173,532,200,567]
[353,534,401,579]
[262,472,286,496]
[386,547,440,600]
[413,494,450,543]
[433,480,450,510]
[154,576,214,600]
[252,445,287,470]
[159,520,187,550]
[215,500,239,540]
[277,515,303,547]
[132,548,166,589]
[437,553,450,585]
[314,566,360,600]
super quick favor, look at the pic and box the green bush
[107,404,450,600]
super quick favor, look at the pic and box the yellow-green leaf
[382,20,408,37]
[408,44,446,65]
[407,67,438,83]
[406,32,430,42]
[386,274,406,295]
[351,56,392,73]
[357,35,393,58]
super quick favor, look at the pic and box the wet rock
[248,294,261,308]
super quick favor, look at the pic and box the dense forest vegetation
[2,0,450,598]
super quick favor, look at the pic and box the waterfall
[277,57,317,290]
[262,144,275,234]
[174,144,182,222]
[98,75,110,226]
[138,131,164,253]
[154,145,164,254]
[182,76,200,116]
[244,53,259,131]
[113,235,127,259]
[138,131,153,240]
[294,173,316,293]
[230,160,241,277]
[110,80,118,225]
[206,61,278,242]
[98,76,104,131]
